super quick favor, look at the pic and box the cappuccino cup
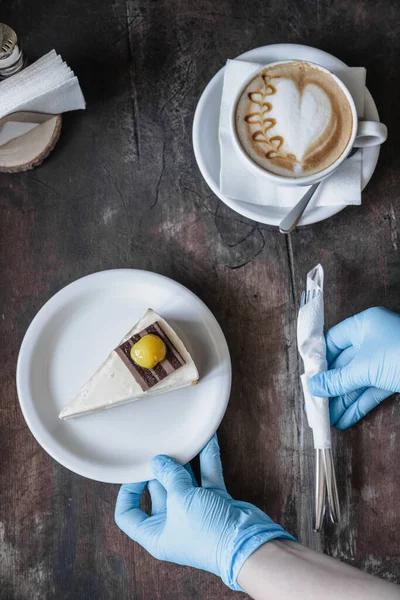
[231,60,387,187]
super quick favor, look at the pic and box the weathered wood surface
[0,0,399,598]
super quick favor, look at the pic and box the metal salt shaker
[0,23,25,79]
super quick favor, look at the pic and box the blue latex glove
[308,307,400,429]
[115,434,294,591]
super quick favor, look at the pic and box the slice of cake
[59,309,199,419]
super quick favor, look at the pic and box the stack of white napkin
[219,60,366,208]
[0,50,85,144]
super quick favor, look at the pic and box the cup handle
[354,120,388,148]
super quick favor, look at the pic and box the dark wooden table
[1,1,399,598]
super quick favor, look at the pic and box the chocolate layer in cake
[115,321,186,391]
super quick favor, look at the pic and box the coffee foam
[235,61,353,178]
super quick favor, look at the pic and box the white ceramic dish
[193,43,381,226]
[16,270,232,483]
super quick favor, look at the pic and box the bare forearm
[238,540,400,600]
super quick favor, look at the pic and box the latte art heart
[235,61,353,179]
[268,79,332,161]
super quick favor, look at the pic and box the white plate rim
[16,269,232,483]
[193,43,381,226]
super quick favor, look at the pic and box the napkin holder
[0,112,62,172]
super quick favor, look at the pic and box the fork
[300,289,340,531]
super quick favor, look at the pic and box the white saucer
[16,270,231,483]
[193,43,381,226]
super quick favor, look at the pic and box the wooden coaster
[0,114,62,172]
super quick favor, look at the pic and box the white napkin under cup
[219,59,366,208]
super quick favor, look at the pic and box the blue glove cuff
[223,524,296,591]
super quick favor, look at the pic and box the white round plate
[17,270,231,483]
[193,43,381,226]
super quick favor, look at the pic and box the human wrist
[237,538,400,600]
[220,523,296,591]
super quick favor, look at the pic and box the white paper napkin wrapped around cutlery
[219,59,366,207]
[297,264,331,449]
[0,50,85,146]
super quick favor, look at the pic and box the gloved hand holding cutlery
[309,307,400,429]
